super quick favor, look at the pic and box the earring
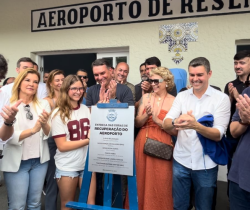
[166,84,168,87]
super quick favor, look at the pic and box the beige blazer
[0,99,51,172]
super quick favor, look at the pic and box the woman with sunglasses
[51,75,96,210]
[43,69,65,210]
[125,67,175,210]
[0,68,51,209]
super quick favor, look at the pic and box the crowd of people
[0,51,250,210]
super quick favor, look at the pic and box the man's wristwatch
[4,118,16,127]
[238,119,249,126]
[172,118,176,126]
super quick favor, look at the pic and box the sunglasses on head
[24,105,33,120]
[148,79,164,85]
[78,75,88,79]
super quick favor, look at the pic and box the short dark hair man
[1,57,47,99]
[145,56,161,74]
[86,58,134,206]
[86,59,134,107]
[224,50,250,184]
[16,57,34,73]
[229,92,250,209]
[163,57,230,210]
[77,69,88,88]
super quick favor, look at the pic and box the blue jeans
[173,159,218,210]
[4,158,48,210]
[45,137,58,210]
[229,181,250,210]
[55,168,84,178]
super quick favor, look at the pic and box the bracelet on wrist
[172,118,176,127]
[4,118,16,127]
[239,119,249,126]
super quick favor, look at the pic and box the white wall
[1,0,249,181]
[1,0,250,88]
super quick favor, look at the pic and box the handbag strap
[145,93,152,142]
[145,93,174,147]
[145,92,167,140]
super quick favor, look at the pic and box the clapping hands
[174,110,197,130]
[228,83,239,101]
[32,109,50,134]
[236,94,250,123]
[0,99,22,124]
[98,80,117,103]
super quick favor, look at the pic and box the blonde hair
[150,67,174,91]
[46,69,64,99]
[56,75,84,123]
[10,68,40,105]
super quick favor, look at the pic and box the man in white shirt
[163,57,230,210]
[0,54,19,143]
[1,57,47,99]
[0,54,23,142]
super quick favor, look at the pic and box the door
[43,53,97,87]
[97,52,130,80]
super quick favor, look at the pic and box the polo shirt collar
[235,76,244,84]
[188,85,212,97]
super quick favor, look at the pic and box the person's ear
[208,70,212,78]
[16,67,20,74]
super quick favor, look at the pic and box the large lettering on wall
[31,0,250,32]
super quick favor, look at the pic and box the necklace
[153,93,167,107]
[157,97,162,106]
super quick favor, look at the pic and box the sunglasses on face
[148,79,164,85]
[78,75,88,79]
[24,105,33,120]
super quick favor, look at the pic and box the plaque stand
[66,100,138,210]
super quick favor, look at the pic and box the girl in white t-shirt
[51,75,96,210]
